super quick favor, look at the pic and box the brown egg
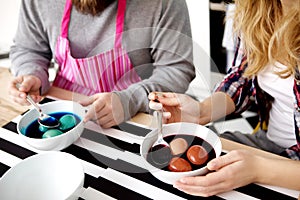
[187,145,208,165]
[169,138,188,155]
[168,157,192,172]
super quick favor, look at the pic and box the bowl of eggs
[0,151,84,200]
[17,100,86,151]
[140,122,222,185]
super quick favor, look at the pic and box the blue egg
[42,129,64,138]
[59,114,77,131]
[38,125,48,132]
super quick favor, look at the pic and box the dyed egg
[59,114,77,131]
[38,125,48,132]
[187,145,208,165]
[168,157,192,172]
[169,138,188,155]
[42,129,64,139]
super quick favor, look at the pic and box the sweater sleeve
[9,0,52,95]
[115,0,195,120]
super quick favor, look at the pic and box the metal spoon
[149,93,170,148]
[148,107,171,167]
[152,109,169,148]
[16,83,60,129]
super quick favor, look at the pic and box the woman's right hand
[148,92,201,124]
[9,75,42,106]
[173,149,262,197]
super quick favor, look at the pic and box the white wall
[0,0,20,54]
[186,0,211,100]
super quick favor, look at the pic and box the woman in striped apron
[53,0,141,128]
[9,0,195,128]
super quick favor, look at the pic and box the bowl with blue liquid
[17,100,86,151]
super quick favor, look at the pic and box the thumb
[78,96,95,106]
[207,153,237,171]
[18,79,33,93]
[20,76,42,95]
[149,101,162,110]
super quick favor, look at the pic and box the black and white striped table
[0,99,298,200]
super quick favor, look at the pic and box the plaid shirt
[214,39,300,160]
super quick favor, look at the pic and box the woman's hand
[173,150,262,197]
[9,75,42,105]
[148,92,201,124]
[79,92,124,128]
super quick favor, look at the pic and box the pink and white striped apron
[53,0,141,95]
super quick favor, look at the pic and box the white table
[0,96,299,200]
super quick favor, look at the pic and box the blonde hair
[233,0,300,78]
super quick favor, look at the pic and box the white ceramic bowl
[17,100,86,151]
[140,122,222,185]
[0,151,84,200]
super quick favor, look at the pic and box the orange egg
[168,157,192,172]
[187,145,208,165]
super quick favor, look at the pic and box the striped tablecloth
[0,98,298,200]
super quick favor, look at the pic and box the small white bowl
[140,122,222,185]
[0,151,84,200]
[17,100,86,151]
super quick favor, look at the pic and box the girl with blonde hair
[149,0,300,196]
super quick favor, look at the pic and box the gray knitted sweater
[10,0,195,120]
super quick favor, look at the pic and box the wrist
[253,156,275,184]
[198,101,210,125]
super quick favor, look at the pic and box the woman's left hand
[79,92,124,128]
[173,150,262,197]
